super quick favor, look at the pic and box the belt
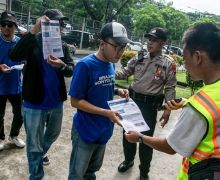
[129,88,163,104]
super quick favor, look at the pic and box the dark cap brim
[0,19,17,28]
[112,37,133,45]
[51,15,69,21]
[144,33,159,39]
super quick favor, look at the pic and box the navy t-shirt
[0,34,22,95]
[69,54,115,145]
[23,57,63,109]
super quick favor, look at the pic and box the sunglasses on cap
[1,22,14,28]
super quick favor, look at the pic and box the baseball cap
[145,27,167,41]
[43,9,69,21]
[100,22,133,45]
[0,11,17,27]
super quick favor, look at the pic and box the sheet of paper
[10,64,24,70]
[108,98,150,132]
[41,19,64,60]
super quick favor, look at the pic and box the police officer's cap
[145,27,167,41]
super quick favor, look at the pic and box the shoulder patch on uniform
[164,54,174,62]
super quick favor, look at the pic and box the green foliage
[120,50,137,67]
[132,3,166,35]
[170,54,183,66]
[176,72,186,82]
[186,72,203,95]
[161,7,191,41]
[192,17,220,27]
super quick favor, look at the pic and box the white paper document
[108,98,150,132]
[10,64,24,70]
[41,20,64,60]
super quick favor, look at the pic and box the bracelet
[138,134,144,143]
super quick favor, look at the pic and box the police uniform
[116,51,176,178]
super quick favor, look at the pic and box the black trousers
[122,98,157,178]
[0,94,23,140]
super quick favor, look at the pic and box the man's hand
[105,110,122,126]
[30,15,50,35]
[124,131,142,143]
[47,55,65,68]
[159,109,170,128]
[0,64,11,73]
[117,88,129,100]
[164,98,186,110]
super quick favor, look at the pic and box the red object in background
[171,62,176,74]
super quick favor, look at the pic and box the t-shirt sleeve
[69,62,89,99]
[166,106,207,157]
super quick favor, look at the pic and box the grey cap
[100,22,133,45]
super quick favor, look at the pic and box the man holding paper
[9,9,74,180]
[0,11,25,151]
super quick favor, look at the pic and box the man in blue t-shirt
[0,11,25,151]
[68,22,131,180]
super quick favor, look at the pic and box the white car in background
[127,42,148,52]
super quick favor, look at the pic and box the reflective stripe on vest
[182,158,189,173]
[193,90,220,157]
[178,87,220,180]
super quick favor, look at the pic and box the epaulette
[164,54,175,63]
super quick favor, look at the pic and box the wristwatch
[60,64,67,71]
[138,134,144,143]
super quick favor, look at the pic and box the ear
[100,39,105,46]
[193,51,203,65]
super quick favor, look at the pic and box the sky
[164,0,220,15]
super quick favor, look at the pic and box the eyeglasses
[147,37,161,43]
[1,22,14,28]
[103,40,126,52]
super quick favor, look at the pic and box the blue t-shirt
[0,34,22,95]
[23,57,63,109]
[69,54,115,145]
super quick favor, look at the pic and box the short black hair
[183,23,220,62]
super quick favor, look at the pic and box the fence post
[80,18,86,49]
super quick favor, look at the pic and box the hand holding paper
[108,98,150,132]
[10,64,24,70]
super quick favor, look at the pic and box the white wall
[0,0,6,13]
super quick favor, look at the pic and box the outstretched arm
[124,131,176,155]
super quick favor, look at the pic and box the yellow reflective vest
[178,80,220,180]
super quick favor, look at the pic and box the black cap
[145,27,167,41]
[0,11,17,27]
[100,22,133,45]
[43,9,68,21]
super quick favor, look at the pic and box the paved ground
[0,98,182,180]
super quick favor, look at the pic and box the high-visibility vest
[178,80,220,180]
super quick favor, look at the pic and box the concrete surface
[0,98,182,180]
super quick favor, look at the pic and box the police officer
[116,27,177,180]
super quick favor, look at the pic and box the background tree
[132,3,165,38]
[80,0,132,22]
[161,7,191,41]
